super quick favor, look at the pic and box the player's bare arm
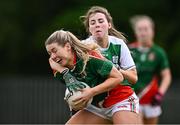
[159,68,172,95]
[120,68,138,84]
[91,66,124,96]
[72,66,124,110]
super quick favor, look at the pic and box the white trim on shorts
[140,104,162,118]
[85,93,139,120]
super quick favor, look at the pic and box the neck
[139,40,153,48]
[68,52,76,70]
[96,35,109,48]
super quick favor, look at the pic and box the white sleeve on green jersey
[120,41,136,70]
[109,36,136,70]
[81,37,95,44]
[82,36,136,70]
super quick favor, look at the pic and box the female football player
[45,30,139,124]
[129,15,172,124]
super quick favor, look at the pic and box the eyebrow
[90,19,95,22]
[90,17,104,21]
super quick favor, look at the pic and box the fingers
[49,58,52,65]
[73,100,88,111]
[73,105,84,111]
[73,96,88,107]
[70,88,92,111]
[49,57,53,63]
[48,58,55,69]
[48,58,64,72]
[73,97,83,105]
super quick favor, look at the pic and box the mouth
[96,30,102,33]
[56,58,63,64]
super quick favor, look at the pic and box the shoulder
[128,42,139,49]
[152,44,167,55]
[108,35,125,45]
[88,50,105,59]
[88,56,113,67]
[81,36,95,44]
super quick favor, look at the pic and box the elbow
[163,69,172,85]
[129,75,138,85]
[169,73,172,83]
[112,76,124,89]
[133,75,138,84]
[114,73,124,86]
[167,74,172,86]
[119,73,124,83]
[132,69,138,84]
[131,69,138,84]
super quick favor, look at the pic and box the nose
[95,22,100,28]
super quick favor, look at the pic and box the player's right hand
[49,58,67,73]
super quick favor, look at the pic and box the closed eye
[51,48,57,53]
[90,20,95,25]
[98,18,104,23]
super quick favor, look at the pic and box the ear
[108,23,112,29]
[65,42,71,50]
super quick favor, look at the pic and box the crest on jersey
[112,56,120,70]
[148,52,155,61]
[140,54,146,62]
[112,56,119,64]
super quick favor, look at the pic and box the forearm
[91,77,123,96]
[91,66,124,96]
[159,69,172,94]
[120,68,138,84]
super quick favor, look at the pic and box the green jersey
[129,43,169,92]
[84,36,136,86]
[55,56,113,106]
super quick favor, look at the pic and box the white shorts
[140,104,162,118]
[85,93,139,120]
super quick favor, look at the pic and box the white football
[64,83,93,110]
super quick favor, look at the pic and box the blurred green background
[0,0,180,77]
[0,0,180,123]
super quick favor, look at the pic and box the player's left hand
[151,91,164,106]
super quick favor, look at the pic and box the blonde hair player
[81,6,139,124]
[129,15,172,124]
[45,30,139,124]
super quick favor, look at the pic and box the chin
[62,60,71,67]
[95,36,103,41]
[59,61,66,67]
[140,38,148,43]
